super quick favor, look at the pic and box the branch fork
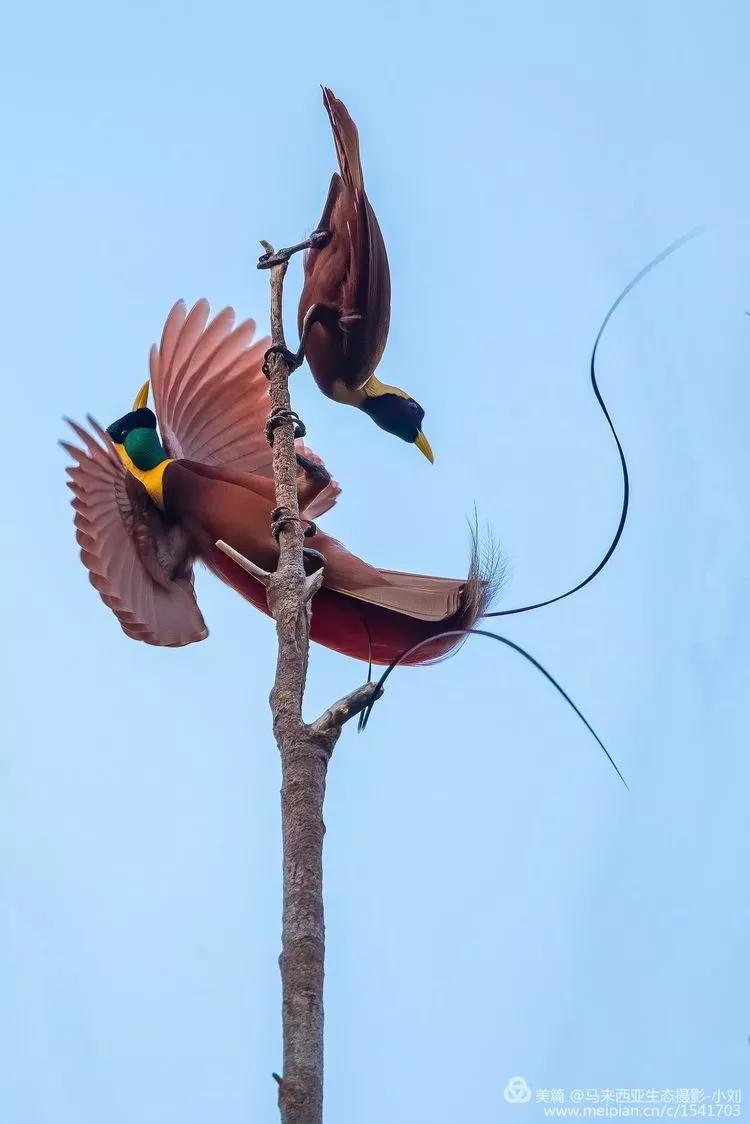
[249,238,380,1124]
[215,539,326,604]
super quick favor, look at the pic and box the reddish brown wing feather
[322,88,390,364]
[326,88,393,361]
[149,299,341,519]
[321,87,363,189]
[301,89,391,389]
[63,418,208,647]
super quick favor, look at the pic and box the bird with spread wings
[63,299,494,661]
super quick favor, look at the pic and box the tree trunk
[257,244,379,1124]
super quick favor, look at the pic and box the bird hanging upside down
[263,87,433,461]
[63,299,495,662]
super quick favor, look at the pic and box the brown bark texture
[258,243,379,1124]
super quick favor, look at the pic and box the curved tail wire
[484,226,705,619]
[359,627,628,789]
[357,230,705,786]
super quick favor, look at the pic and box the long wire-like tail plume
[358,627,628,788]
[484,226,705,619]
[357,614,374,732]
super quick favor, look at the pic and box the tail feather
[458,516,506,630]
[358,624,628,788]
[322,86,364,190]
[399,521,506,666]
[483,227,705,620]
[202,524,503,668]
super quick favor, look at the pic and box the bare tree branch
[311,682,383,739]
[257,240,376,1124]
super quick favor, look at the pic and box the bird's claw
[270,507,318,541]
[295,452,331,488]
[257,229,331,271]
[263,344,302,378]
[303,547,325,569]
[266,407,306,445]
[309,228,331,250]
[271,506,295,539]
[270,507,319,543]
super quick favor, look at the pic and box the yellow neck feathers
[329,374,411,407]
[114,445,172,510]
[363,374,410,400]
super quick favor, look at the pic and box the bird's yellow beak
[414,431,434,463]
[133,381,150,410]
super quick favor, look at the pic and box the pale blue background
[1,1,748,1120]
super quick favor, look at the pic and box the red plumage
[298,87,391,399]
[64,300,496,663]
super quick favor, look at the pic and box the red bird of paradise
[264,88,433,461]
[63,300,494,661]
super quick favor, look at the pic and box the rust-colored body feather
[298,88,391,398]
[64,300,495,663]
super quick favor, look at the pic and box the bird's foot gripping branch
[251,239,380,1124]
[258,237,331,379]
[63,85,689,1124]
[266,406,306,443]
[263,345,305,376]
[257,229,331,270]
[263,303,329,378]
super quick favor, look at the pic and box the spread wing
[62,418,208,647]
[149,299,341,519]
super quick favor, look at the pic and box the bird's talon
[263,344,301,377]
[257,250,292,270]
[266,408,306,445]
[258,230,331,271]
[270,511,319,541]
[271,508,294,540]
[295,452,331,487]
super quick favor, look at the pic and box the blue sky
[1,1,749,1120]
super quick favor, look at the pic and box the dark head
[106,406,157,445]
[360,377,433,462]
[106,382,167,471]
